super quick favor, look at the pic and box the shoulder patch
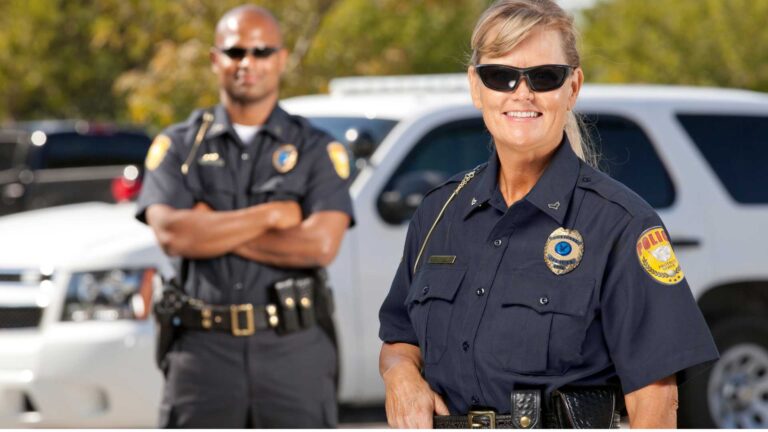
[327,142,350,179]
[636,226,684,285]
[145,135,171,171]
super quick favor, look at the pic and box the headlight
[62,268,155,322]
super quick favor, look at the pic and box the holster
[152,281,187,374]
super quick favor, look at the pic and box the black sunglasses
[474,64,575,92]
[217,46,281,60]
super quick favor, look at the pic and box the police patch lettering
[272,144,298,173]
[636,226,684,285]
[544,227,584,275]
[145,134,171,171]
[327,142,350,179]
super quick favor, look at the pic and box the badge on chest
[544,227,584,275]
[273,144,299,174]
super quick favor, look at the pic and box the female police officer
[378,0,718,428]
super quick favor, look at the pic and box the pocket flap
[498,272,595,316]
[406,265,467,304]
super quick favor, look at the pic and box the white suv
[1,76,767,428]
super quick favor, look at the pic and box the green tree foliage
[0,1,480,128]
[581,0,768,92]
[0,0,487,130]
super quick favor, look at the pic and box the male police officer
[136,5,353,428]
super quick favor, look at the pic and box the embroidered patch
[544,227,584,275]
[272,144,298,174]
[327,142,350,179]
[145,134,171,171]
[636,226,684,285]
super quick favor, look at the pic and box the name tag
[428,255,456,264]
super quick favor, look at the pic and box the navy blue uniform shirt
[379,137,718,414]
[136,104,354,305]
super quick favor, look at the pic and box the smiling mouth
[504,111,542,119]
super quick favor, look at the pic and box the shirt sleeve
[135,132,195,224]
[301,136,355,227]
[600,211,719,394]
[378,210,422,345]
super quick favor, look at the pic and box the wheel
[679,316,768,428]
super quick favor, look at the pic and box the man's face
[211,15,287,105]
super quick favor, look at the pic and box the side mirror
[377,170,448,225]
[348,129,376,160]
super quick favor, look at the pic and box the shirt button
[539,296,549,305]
[234,282,243,290]
[476,287,485,296]
[493,239,503,247]
[582,176,591,183]
[462,341,470,351]
[471,396,480,405]
[422,285,430,295]
[241,153,250,161]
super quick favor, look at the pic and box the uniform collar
[462,135,581,225]
[205,103,290,142]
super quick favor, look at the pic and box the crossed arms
[145,200,350,267]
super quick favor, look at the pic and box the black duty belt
[434,387,620,429]
[178,298,279,337]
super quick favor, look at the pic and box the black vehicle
[0,120,150,216]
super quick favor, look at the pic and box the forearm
[625,375,678,428]
[380,342,423,378]
[147,204,275,259]
[234,211,350,268]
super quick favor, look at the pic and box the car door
[348,106,490,401]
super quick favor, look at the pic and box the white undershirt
[232,123,260,144]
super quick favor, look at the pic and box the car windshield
[307,117,397,180]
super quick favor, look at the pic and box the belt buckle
[230,304,255,336]
[468,410,496,429]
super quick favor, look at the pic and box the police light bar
[329,73,469,96]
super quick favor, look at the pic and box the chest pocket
[405,265,466,365]
[249,174,308,207]
[191,165,236,211]
[487,272,595,374]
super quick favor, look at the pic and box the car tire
[678,316,768,428]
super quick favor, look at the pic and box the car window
[0,138,16,171]
[378,117,491,224]
[37,132,151,169]
[677,114,768,204]
[585,114,675,209]
[308,117,397,180]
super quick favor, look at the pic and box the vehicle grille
[0,307,44,329]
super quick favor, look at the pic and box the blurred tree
[0,0,487,130]
[581,0,768,92]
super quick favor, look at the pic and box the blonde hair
[470,0,597,167]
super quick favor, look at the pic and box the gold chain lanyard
[413,169,477,273]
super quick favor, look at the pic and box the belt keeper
[266,304,279,328]
[201,307,213,329]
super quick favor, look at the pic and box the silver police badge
[544,227,584,275]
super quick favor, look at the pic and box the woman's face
[469,26,583,156]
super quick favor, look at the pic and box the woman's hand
[380,342,449,428]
